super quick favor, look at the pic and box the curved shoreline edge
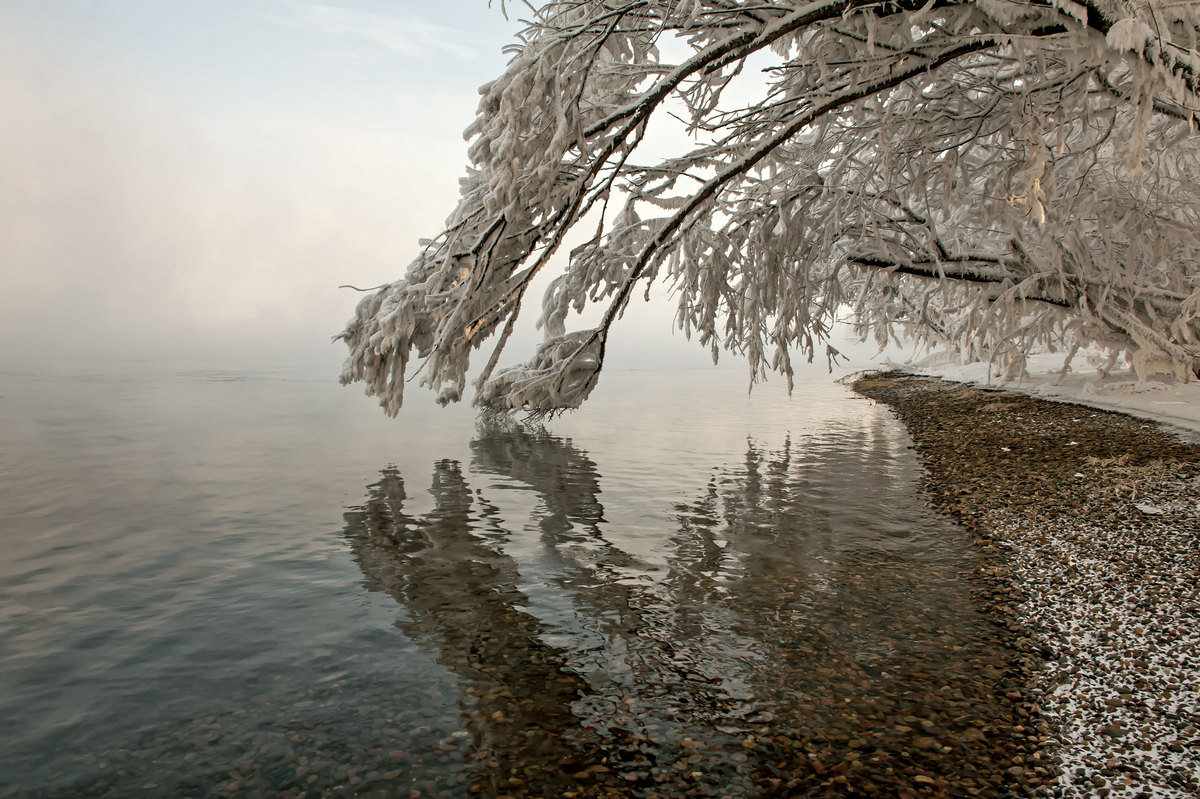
[853,372,1200,799]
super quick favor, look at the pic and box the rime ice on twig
[475,330,604,414]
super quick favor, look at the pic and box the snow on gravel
[988,496,1200,797]
[861,354,1200,797]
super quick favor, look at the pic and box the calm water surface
[0,368,1017,797]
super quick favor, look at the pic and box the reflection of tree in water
[468,414,651,693]
[342,460,605,795]
[467,417,743,789]
[469,411,606,542]
[344,417,1030,797]
[666,427,1029,795]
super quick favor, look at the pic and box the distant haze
[0,2,874,386]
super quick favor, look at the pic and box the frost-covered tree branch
[338,0,1200,414]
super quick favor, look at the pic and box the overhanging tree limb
[339,0,1200,415]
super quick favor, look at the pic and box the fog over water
[0,2,513,374]
[0,2,772,380]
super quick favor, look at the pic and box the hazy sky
[0,1,528,376]
[0,1,868,381]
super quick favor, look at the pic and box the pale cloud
[283,2,481,61]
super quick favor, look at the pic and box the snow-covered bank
[988,470,1200,799]
[889,352,1200,437]
[853,374,1200,799]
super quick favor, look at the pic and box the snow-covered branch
[339,0,1200,414]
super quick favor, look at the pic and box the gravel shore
[853,372,1200,798]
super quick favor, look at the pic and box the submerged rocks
[854,372,1200,798]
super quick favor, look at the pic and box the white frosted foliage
[338,0,1200,415]
[1106,18,1153,53]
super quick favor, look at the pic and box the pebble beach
[853,372,1200,798]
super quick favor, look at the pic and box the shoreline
[853,372,1200,798]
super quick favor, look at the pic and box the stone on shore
[854,372,1200,799]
